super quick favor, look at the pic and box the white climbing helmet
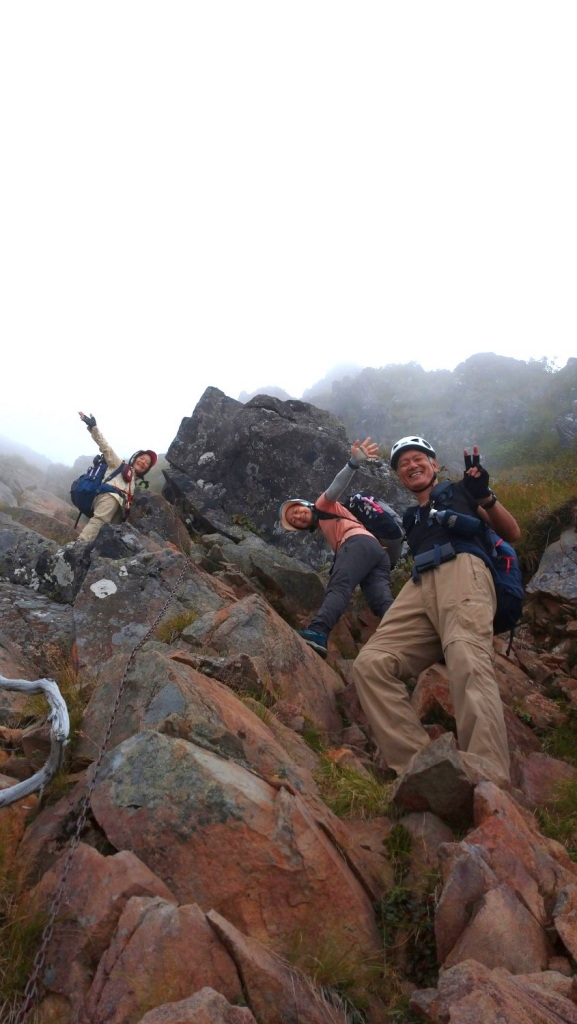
[390,436,436,471]
[278,499,315,531]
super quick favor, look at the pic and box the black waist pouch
[412,542,456,582]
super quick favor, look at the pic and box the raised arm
[463,445,521,544]
[78,412,122,471]
[324,438,379,502]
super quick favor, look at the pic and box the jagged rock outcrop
[89,730,381,960]
[163,387,404,567]
[528,527,577,602]
[0,584,74,674]
[411,959,577,1023]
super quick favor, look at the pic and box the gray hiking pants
[308,535,393,637]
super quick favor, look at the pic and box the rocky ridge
[0,395,576,1022]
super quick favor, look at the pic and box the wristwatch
[479,490,498,509]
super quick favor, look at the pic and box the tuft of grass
[535,779,577,861]
[155,609,198,644]
[287,929,381,1020]
[384,824,413,886]
[240,694,276,726]
[541,708,577,767]
[494,459,577,575]
[301,725,326,754]
[315,756,394,819]
[0,828,47,1017]
[13,643,93,806]
[20,643,88,745]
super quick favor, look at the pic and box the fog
[2,3,575,464]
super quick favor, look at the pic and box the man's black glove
[463,449,491,501]
[81,413,97,430]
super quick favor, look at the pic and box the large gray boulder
[201,531,325,615]
[527,528,577,602]
[164,387,404,568]
[0,584,74,677]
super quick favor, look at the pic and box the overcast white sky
[1,3,576,464]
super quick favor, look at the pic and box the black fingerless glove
[463,451,491,500]
[82,414,97,430]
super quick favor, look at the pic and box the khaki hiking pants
[77,492,123,543]
[353,553,510,781]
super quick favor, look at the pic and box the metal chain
[15,561,190,1023]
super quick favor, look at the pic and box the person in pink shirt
[278,438,394,658]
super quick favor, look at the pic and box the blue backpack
[70,455,127,520]
[429,481,524,641]
[489,530,524,637]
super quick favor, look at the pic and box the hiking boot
[296,629,328,659]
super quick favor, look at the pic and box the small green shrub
[377,874,440,992]
[512,702,534,726]
[231,514,265,538]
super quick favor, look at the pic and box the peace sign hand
[462,444,491,500]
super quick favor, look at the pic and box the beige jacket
[89,426,135,510]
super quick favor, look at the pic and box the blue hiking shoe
[296,629,328,659]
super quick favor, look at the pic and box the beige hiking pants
[77,492,123,543]
[353,553,510,781]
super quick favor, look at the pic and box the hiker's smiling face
[396,450,438,493]
[286,503,314,529]
[133,453,152,475]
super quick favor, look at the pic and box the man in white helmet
[353,436,520,782]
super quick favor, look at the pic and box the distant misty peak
[0,434,52,471]
[238,385,294,403]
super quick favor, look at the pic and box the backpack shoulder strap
[103,462,127,485]
[429,481,454,507]
[314,508,343,522]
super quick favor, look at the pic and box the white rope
[0,676,70,806]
